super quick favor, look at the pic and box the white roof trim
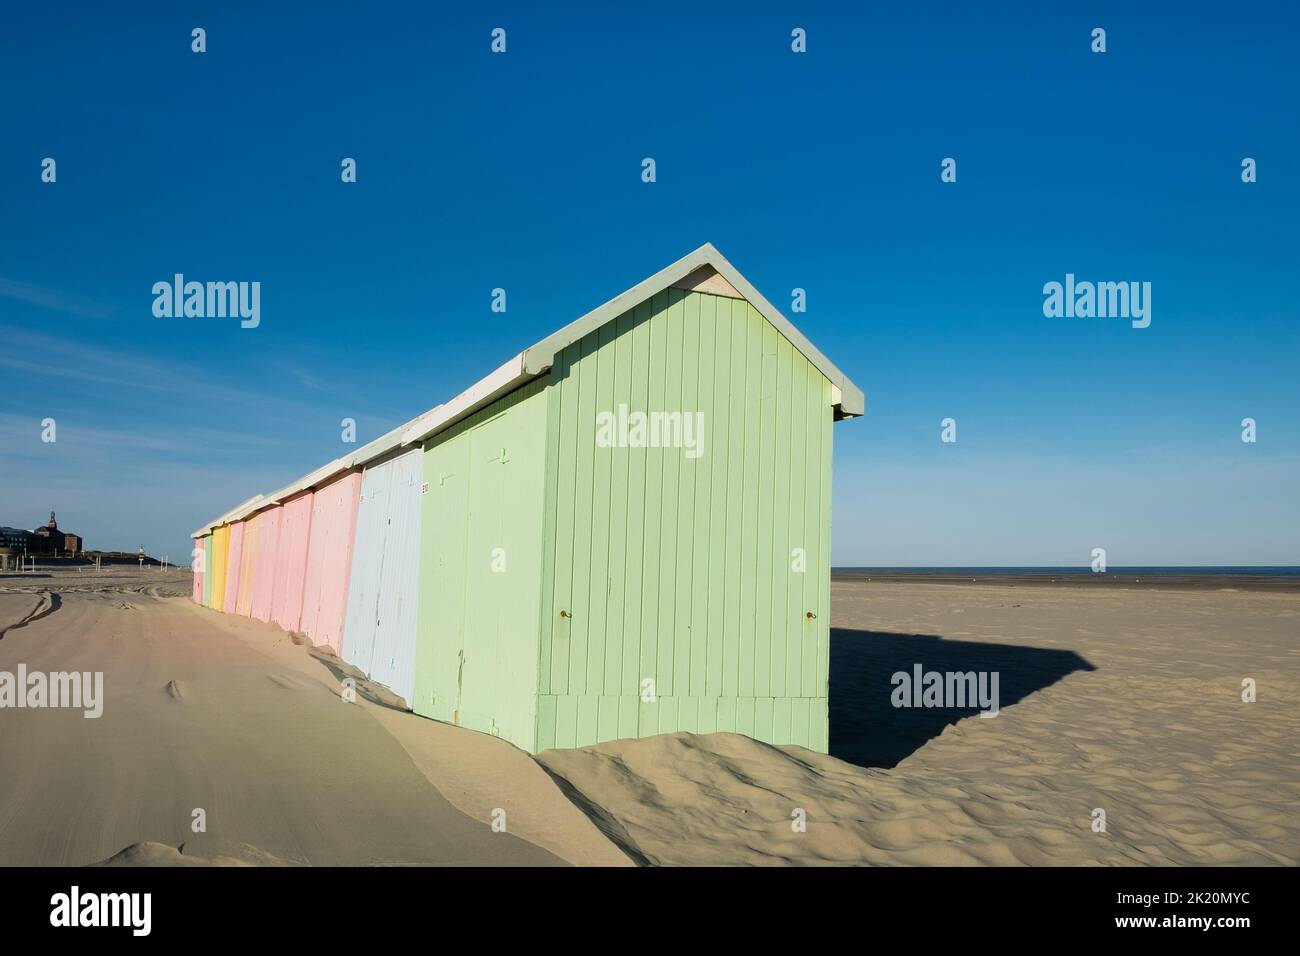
[343,422,415,469]
[521,243,865,418]
[400,353,529,446]
[262,457,351,508]
[195,243,864,532]
[192,494,264,538]
[225,495,266,523]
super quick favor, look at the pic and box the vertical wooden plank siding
[192,537,206,604]
[343,448,424,706]
[235,515,258,616]
[536,288,834,752]
[414,432,470,726]
[201,534,214,607]
[222,522,245,613]
[369,449,423,705]
[250,507,282,624]
[412,380,548,752]
[209,524,229,610]
[270,492,314,633]
[299,472,361,653]
[343,463,392,677]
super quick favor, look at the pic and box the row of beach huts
[191,245,863,754]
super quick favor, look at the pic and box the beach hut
[342,440,424,706]
[210,525,230,610]
[222,522,245,613]
[191,244,862,754]
[249,508,281,623]
[201,535,213,607]
[235,518,258,616]
[191,535,206,604]
[299,471,361,653]
[270,492,313,633]
[406,244,862,753]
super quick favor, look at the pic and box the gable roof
[522,243,865,417]
[193,243,864,537]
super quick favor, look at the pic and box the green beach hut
[409,243,864,753]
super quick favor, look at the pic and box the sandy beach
[0,567,623,867]
[1,568,1296,866]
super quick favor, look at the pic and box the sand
[0,567,626,866]
[3,569,1296,866]
[540,580,1300,865]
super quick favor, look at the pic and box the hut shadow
[829,628,1095,769]
[306,645,412,713]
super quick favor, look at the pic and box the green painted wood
[603,310,633,695]
[657,289,683,699]
[202,535,213,607]
[674,292,698,701]
[722,299,746,701]
[621,298,652,699]
[408,288,838,755]
[585,321,614,697]
[414,433,469,725]
[412,380,548,752]
[687,293,714,699]
[639,291,666,700]
[547,342,577,697]
[534,288,835,752]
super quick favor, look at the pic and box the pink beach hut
[270,491,314,634]
[191,538,205,605]
[299,471,362,653]
[249,506,282,624]
[222,521,245,613]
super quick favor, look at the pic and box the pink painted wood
[250,507,282,624]
[191,539,204,604]
[270,492,314,633]
[219,522,243,613]
[222,522,245,613]
[235,515,258,617]
[300,471,362,653]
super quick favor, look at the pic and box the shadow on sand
[306,646,411,713]
[829,628,1095,769]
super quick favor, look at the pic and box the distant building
[30,511,83,554]
[0,526,30,570]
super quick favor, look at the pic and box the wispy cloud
[0,278,113,319]
[0,413,281,458]
[274,361,331,393]
[0,324,398,431]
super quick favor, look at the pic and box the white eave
[400,354,528,446]
[521,243,866,418]
[261,458,351,508]
[193,243,864,533]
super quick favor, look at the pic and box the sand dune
[541,582,1300,865]
[94,841,294,867]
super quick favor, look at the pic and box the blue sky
[2,2,1297,565]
